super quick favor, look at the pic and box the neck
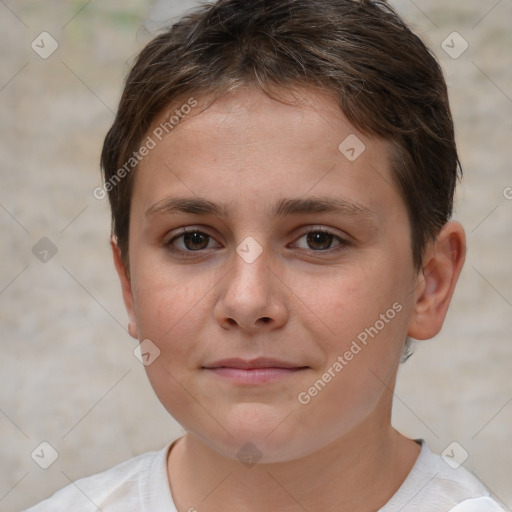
[167,417,420,512]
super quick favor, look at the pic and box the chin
[188,404,304,463]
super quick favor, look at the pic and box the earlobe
[407,222,466,340]
[111,237,139,340]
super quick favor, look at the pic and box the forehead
[133,87,401,221]
[149,88,362,156]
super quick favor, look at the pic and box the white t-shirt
[24,439,506,511]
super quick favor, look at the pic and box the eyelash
[164,227,349,256]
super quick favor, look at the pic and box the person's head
[102,0,466,462]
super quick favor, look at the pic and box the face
[120,87,423,463]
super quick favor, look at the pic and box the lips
[202,357,308,370]
[202,358,309,384]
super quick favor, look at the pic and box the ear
[407,221,466,340]
[111,237,139,339]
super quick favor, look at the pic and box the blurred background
[1,0,511,510]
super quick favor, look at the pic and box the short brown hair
[101,0,461,270]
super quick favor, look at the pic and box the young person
[26,1,506,510]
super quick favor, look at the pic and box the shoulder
[381,440,506,511]
[416,442,492,498]
[23,445,170,512]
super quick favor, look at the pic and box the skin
[112,87,466,512]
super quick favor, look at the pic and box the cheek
[301,304,409,429]
[301,263,394,340]
[131,265,209,363]
[130,270,211,424]
[313,259,412,373]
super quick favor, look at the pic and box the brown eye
[168,230,217,252]
[306,231,336,250]
[294,230,345,252]
[182,231,210,250]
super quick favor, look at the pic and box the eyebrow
[145,196,376,223]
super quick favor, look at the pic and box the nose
[214,244,289,333]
